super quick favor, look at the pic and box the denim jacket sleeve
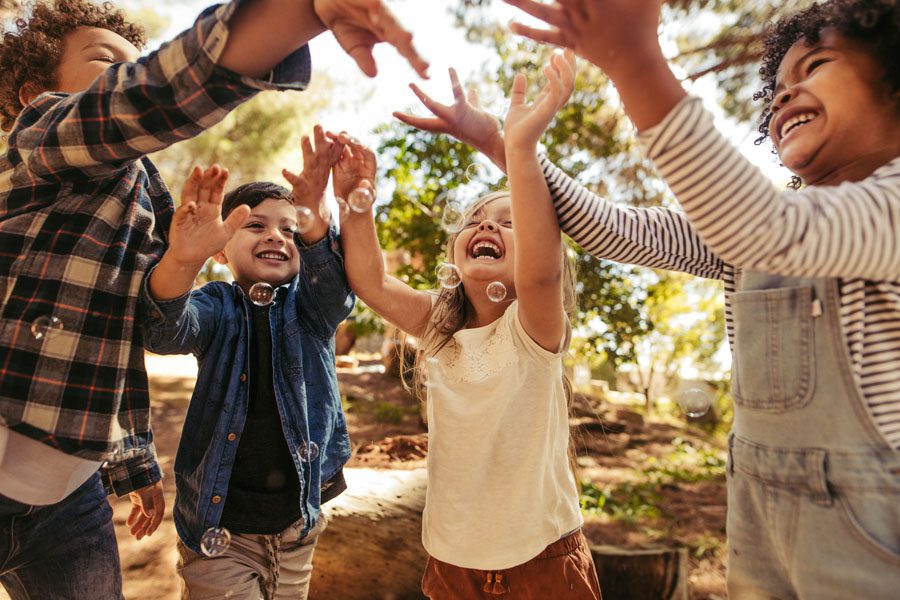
[295,223,355,338]
[9,1,311,183]
[141,270,221,357]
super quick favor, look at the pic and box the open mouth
[256,250,288,262]
[470,240,503,261]
[779,112,817,142]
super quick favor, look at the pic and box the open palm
[504,50,576,149]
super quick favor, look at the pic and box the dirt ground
[100,353,725,599]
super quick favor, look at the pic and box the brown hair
[0,0,145,131]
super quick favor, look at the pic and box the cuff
[636,95,704,160]
[140,266,192,326]
[101,443,163,497]
[297,222,344,267]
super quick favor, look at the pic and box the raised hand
[314,0,429,78]
[504,50,576,152]
[168,165,249,268]
[282,125,343,214]
[329,132,377,204]
[393,68,507,171]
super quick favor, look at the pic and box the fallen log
[591,545,689,600]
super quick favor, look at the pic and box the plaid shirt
[0,1,311,495]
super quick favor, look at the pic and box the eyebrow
[80,42,122,53]
[775,45,838,94]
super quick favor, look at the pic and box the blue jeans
[0,472,123,600]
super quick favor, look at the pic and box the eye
[463,221,479,228]
[806,58,830,75]
[94,56,116,64]
[283,226,296,234]
[501,220,513,228]
[246,222,264,230]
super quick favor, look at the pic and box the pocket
[731,286,815,412]
[835,488,900,565]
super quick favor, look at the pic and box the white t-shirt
[422,301,583,570]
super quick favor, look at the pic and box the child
[407,0,900,596]
[0,0,424,597]
[335,52,600,599]
[142,126,353,599]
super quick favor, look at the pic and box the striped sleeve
[540,156,726,280]
[638,96,900,280]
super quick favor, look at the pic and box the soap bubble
[423,356,443,389]
[678,387,712,418]
[248,282,274,306]
[464,163,488,183]
[436,263,462,289]
[296,206,315,234]
[200,526,232,557]
[31,315,64,340]
[298,441,319,462]
[348,187,374,213]
[486,281,507,302]
[437,193,466,234]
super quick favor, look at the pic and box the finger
[146,492,165,536]
[126,503,141,527]
[343,37,378,78]
[282,168,301,187]
[466,86,482,109]
[408,83,453,119]
[503,0,569,29]
[300,136,314,162]
[508,21,568,48]
[313,125,327,152]
[211,168,229,205]
[448,68,464,101]
[392,111,447,133]
[223,204,251,237]
[510,73,528,107]
[181,166,202,204]
[367,4,430,78]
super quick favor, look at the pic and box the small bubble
[678,387,712,418]
[438,195,465,234]
[296,206,315,234]
[318,202,331,222]
[298,441,319,462]
[248,282,274,306]
[464,163,487,183]
[30,315,64,340]
[348,187,374,213]
[436,263,462,289]
[336,197,350,219]
[486,281,507,302]
[423,356,443,389]
[200,526,232,557]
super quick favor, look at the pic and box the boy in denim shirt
[143,126,353,599]
[0,0,424,596]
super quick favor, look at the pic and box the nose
[771,88,794,112]
[266,227,287,244]
[476,220,498,232]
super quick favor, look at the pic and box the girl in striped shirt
[399,0,900,597]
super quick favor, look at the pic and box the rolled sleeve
[101,442,162,497]
[296,223,355,335]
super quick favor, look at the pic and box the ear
[18,81,45,108]
[213,250,229,265]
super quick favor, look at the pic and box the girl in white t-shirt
[335,51,600,599]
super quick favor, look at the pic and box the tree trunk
[310,468,428,600]
[591,545,689,600]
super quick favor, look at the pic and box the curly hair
[0,0,145,131]
[753,0,900,186]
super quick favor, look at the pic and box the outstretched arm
[330,134,433,337]
[503,51,576,352]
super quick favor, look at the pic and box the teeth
[472,241,501,259]
[780,112,816,139]
[258,252,286,261]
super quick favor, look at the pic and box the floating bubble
[248,282,274,306]
[348,187,374,213]
[30,315,64,340]
[486,281,507,302]
[678,387,712,418]
[436,263,462,289]
[296,206,315,234]
[335,197,350,219]
[464,163,487,183]
[298,441,319,462]
[573,362,592,390]
[438,197,466,234]
[318,202,331,223]
[200,526,232,557]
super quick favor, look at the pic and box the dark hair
[221,181,292,219]
[0,0,146,131]
[754,0,900,187]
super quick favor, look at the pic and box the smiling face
[450,194,515,293]
[216,198,300,291]
[53,26,140,94]
[770,29,900,185]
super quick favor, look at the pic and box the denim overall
[727,270,900,598]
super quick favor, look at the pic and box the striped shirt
[541,95,900,449]
[0,1,310,493]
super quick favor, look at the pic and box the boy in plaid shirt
[0,0,427,597]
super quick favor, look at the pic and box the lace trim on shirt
[439,320,519,384]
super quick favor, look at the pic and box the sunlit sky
[144,0,793,187]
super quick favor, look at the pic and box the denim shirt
[141,225,354,553]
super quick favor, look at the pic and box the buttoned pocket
[731,286,815,412]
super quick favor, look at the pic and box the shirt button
[239,373,247,382]
[211,495,222,504]
[227,433,236,442]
